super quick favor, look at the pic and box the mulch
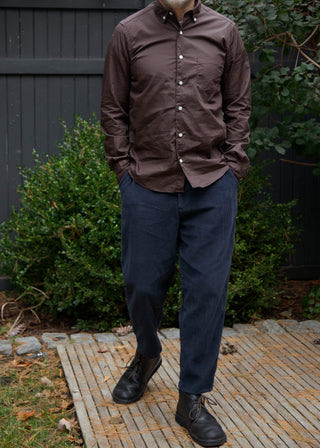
[1,280,318,338]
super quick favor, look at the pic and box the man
[101,0,250,446]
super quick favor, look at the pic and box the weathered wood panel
[58,331,320,447]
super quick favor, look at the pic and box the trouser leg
[120,173,178,358]
[178,169,238,394]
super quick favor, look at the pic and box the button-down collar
[155,0,201,23]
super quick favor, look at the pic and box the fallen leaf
[97,348,109,353]
[112,325,133,336]
[113,344,129,350]
[103,375,110,383]
[12,359,32,368]
[42,389,51,398]
[16,399,30,406]
[58,418,72,432]
[220,342,238,355]
[109,415,123,424]
[17,410,36,421]
[61,399,73,410]
[8,323,26,337]
[40,376,53,386]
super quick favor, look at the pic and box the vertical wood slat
[6,9,20,57]
[47,77,62,156]
[20,9,34,58]
[34,10,47,58]
[21,76,35,167]
[0,9,6,57]
[0,76,8,222]
[56,344,99,448]
[75,9,89,58]
[7,77,22,210]
[61,9,75,57]
[48,10,61,58]
[34,76,48,155]
[89,10,102,58]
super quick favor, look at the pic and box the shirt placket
[176,23,185,166]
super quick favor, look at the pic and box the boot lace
[126,353,141,379]
[189,395,217,422]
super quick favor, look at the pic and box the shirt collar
[154,0,202,23]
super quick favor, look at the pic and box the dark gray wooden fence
[0,0,319,285]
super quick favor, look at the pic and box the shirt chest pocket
[196,60,224,102]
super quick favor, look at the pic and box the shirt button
[178,80,183,85]
[179,158,183,163]
[193,17,197,22]
[180,30,183,35]
[179,55,183,59]
[178,133,183,138]
[162,16,166,20]
[169,11,173,15]
[178,106,183,111]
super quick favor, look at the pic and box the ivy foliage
[205,0,320,171]
[0,118,298,329]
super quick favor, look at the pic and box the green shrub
[225,162,298,325]
[0,118,298,329]
[0,117,126,330]
[302,285,320,320]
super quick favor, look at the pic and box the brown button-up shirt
[101,0,251,192]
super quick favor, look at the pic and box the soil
[0,280,319,338]
[267,279,318,321]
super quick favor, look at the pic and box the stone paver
[1,319,319,357]
[159,327,180,339]
[233,323,260,334]
[15,336,42,355]
[0,340,13,355]
[93,333,117,343]
[222,327,238,337]
[70,333,95,344]
[254,319,286,334]
[299,320,320,332]
[277,319,307,333]
[41,332,70,349]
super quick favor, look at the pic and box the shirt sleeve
[221,23,251,181]
[100,23,131,182]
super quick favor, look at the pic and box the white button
[178,133,183,138]
[162,16,166,20]
[180,30,183,35]
[193,17,197,22]
[178,81,183,85]
[179,55,183,59]
[169,11,173,15]
[179,158,183,163]
[178,106,183,111]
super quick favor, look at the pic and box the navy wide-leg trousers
[119,169,238,394]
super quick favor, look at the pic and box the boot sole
[112,357,162,405]
[175,412,227,447]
